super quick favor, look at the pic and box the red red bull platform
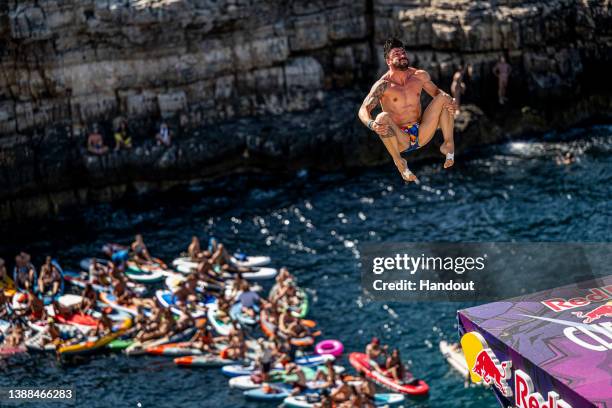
[458,275,612,408]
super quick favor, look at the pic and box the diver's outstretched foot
[444,152,455,169]
[396,159,418,183]
[401,168,418,183]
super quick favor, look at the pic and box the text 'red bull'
[515,369,573,408]
[542,286,612,312]
[472,349,512,397]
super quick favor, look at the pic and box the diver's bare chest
[383,80,422,105]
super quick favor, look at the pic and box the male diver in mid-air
[358,38,457,182]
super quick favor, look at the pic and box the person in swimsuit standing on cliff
[493,55,511,105]
[358,38,457,182]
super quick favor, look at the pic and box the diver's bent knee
[375,111,391,123]
[434,92,452,103]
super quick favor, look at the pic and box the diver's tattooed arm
[358,80,389,128]
[380,126,396,139]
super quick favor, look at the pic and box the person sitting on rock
[493,55,511,105]
[358,38,457,182]
[155,122,172,147]
[87,124,109,155]
[114,119,132,151]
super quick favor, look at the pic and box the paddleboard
[174,354,234,367]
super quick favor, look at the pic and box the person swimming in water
[358,38,457,182]
[556,151,576,166]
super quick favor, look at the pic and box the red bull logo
[472,349,512,397]
[571,301,612,323]
[462,331,576,406]
[461,331,513,397]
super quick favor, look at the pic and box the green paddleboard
[107,339,133,350]
[269,366,322,383]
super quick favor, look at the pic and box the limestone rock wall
[0,0,610,222]
[373,0,612,99]
[0,0,371,135]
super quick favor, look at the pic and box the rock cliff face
[0,0,610,221]
[1,0,370,133]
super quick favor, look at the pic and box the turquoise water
[1,124,610,407]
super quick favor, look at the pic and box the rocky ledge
[0,0,611,221]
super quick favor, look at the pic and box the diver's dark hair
[384,38,405,60]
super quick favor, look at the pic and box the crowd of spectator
[86,120,174,157]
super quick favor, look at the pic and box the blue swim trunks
[111,249,129,264]
[401,123,420,153]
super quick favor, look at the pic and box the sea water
[0,124,610,407]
